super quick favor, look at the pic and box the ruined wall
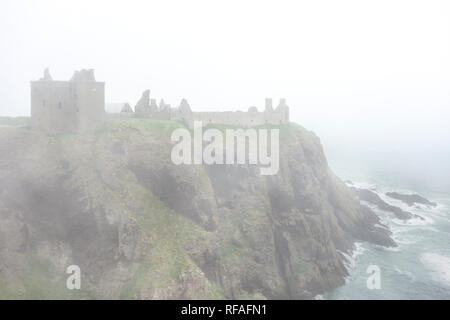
[130,91,290,128]
[180,99,290,129]
[187,110,287,128]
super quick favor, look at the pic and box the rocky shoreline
[348,187,424,221]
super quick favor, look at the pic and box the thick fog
[1,0,449,192]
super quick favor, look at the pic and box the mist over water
[302,113,450,195]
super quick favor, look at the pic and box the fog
[1,0,449,192]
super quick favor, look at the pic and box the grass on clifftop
[0,116,30,126]
[103,118,301,144]
[0,116,303,144]
[100,118,184,136]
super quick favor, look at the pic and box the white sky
[1,0,449,190]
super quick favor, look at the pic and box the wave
[391,215,434,227]
[339,242,366,273]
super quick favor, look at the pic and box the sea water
[323,174,450,300]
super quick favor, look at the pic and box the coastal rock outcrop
[349,187,421,220]
[386,192,437,207]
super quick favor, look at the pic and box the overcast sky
[1,0,449,191]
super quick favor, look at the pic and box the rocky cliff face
[0,119,395,299]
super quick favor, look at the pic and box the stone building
[30,69,105,133]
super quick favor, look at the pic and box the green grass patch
[100,118,184,137]
[0,116,30,126]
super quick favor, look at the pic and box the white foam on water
[391,215,434,227]
[389,225,421,246]
[374,223,389,230]
[420,252,450,286]
[380,246,401,252]
[339,242,366,273]
[379,194,412,211]
[352,242,366,259]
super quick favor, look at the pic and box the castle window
[58,102,62,109]
[42,100,46,107]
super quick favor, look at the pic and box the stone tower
[30,68,105,133]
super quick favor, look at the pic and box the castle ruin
[31,69,105,133]
[30,69,289,133]
[127,90,290,128]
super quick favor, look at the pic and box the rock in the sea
[350,187,423,220]
[386,192,437,207]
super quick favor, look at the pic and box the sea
[321,170,450,300]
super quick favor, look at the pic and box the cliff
[0,119,395,299]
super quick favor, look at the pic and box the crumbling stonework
[133,90,172,120]
[134,89,151,118]
[181,97,289,128]
[128,90,290,128]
